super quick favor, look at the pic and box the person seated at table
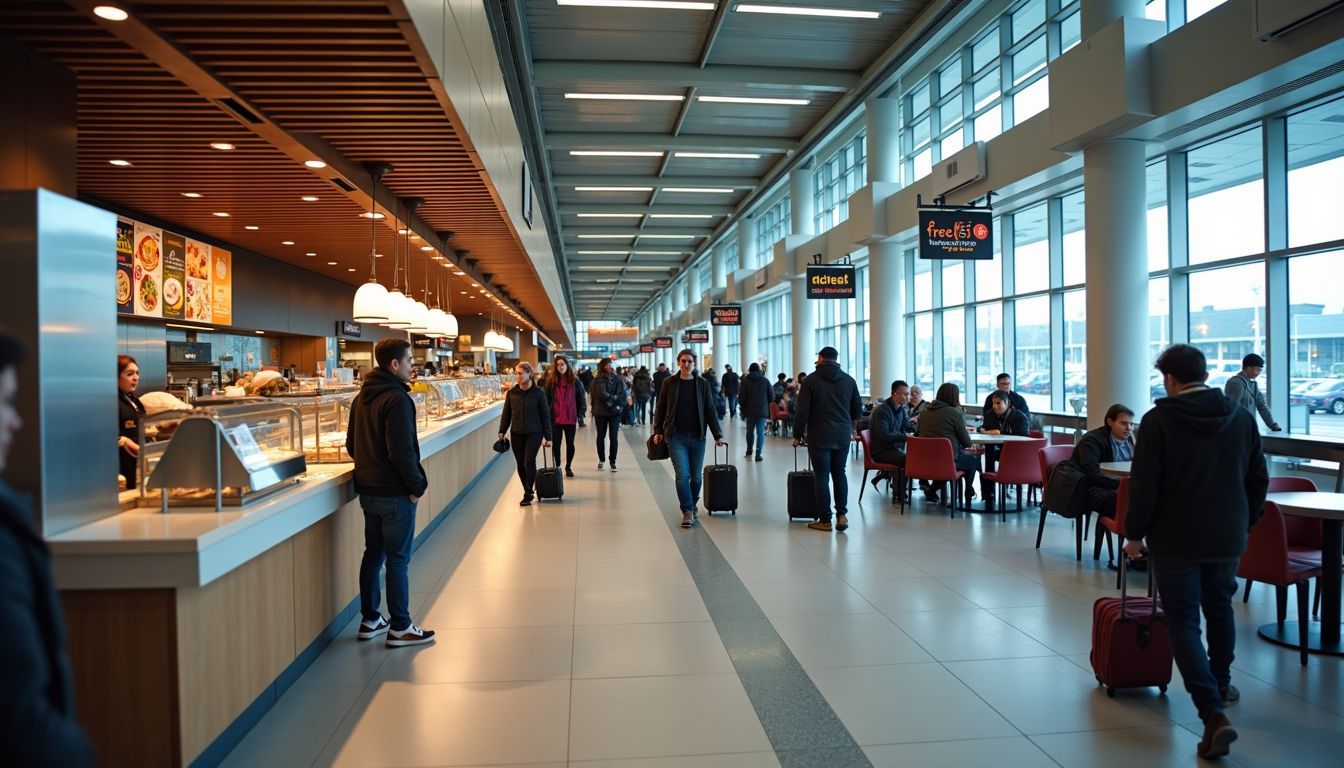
[916,382,981,507]
[978,390,1032,504]
[1071,403,1135,520]
[983,372,1031,417]
[869,379,916,499]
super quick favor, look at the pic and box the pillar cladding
[790,277,810,380]
[740,298,757,375]
[865,95,904,397]
[1085,138,1150,421]
[790,165,815,237]
[1082,0,1146,38]
[711,248,728,370]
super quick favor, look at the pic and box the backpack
[1042,460,1090,519]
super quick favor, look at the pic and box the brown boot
[1197,714,1237,759]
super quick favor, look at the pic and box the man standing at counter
[0,333,95,765]
[346,338,435,647]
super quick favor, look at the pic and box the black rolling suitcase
[535,446,563,502]
[702,442,737,515]
[788,444,818,521]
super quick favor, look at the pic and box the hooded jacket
[915,399,972,451]
[499,383,552,439]
[632,369,654,397]
[720,370,740,396]
[346,368,428,498]
[652,368,671,397]
[870,397,916,454]
[1124,386,1269,561]
[1224,372,1275,426]
[588,370,628,417]
[653,372,724,441]
[737,370,772,420]
[792,361,862,449]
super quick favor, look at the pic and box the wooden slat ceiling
[524,0,933,321]
[0,0,569,344]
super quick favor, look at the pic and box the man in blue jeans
[792,347,862,533]
[1125,344,1268,761]
[346,338,436,647]
[652,349,725,528]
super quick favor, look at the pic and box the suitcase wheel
[1158,685,1167,694]
[1106,688,1116,698]
[731,510,736,515]
[707,511,713,516]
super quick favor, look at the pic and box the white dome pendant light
[401,198,431,334]
[351,163,394,323]
[381,203,411,329]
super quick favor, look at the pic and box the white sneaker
[357,616,389,640]
[597,461,604,470]
[609,464,618,473]
[386,623,436,647]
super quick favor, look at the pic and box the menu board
[116,216,233,325]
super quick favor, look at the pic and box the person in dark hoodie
[346,338,435,648]
[869,379,916,499]
[916,382,980,507]
[1124,344,1268,761]
[0,333,95,767]
[977,389,1032,504]
[651,362,671,412]
[720,365,740,419]
[738,362,772,461]
[577,365,595,427]
[652,349,725,527]
[588,358,627,472]
[499,362,552,506]
[792,347,862,533]
[632,366,654,425]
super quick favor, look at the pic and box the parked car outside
[1292,379,1344,415]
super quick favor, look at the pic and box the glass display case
[138,401,306,511]
[413,375,507,419]
[266,388,358,464]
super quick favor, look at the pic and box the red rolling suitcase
[702,442,737,515]
[1090,557,1171,697]
[788,444,818,521]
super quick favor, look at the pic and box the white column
[737,217,757,370]
[790,277,810,379]
[740,299,757,374]
[790,165,815,238]
[866,96,905,393]
[687,270,699,311]
[711,247,728,371]
[674,279,687,314]
[737,215,756,271]
[1082,0,1144,37]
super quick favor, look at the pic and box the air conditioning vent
[215,97,262,124]
[1254,0,1344,41]
[328,177,355,192]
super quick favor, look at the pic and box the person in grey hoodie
[1223,353,1280,432]
[792,347,862,532]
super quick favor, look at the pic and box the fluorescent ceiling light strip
[632,250,686,255]
[575,186,655,192]
[649,214,714,218]
[577,213,644,218]
[663,187,734,193]
[636,234,698,239]
[569,150,665,157]
[673,151,762,159]
[698,95,811,106]
[734,3,880,19]
[576,250,631,254]
[576,266,624,271]
[577,235,636,239]
[565,92,684,101]
[557,0,715,9]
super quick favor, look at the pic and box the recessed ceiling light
[460,291,468,295]
[698,95,811,106]
[577,213,644,218]
[108,159,132,167]
[181,192,203,198]
[569,150,665,157]
[420,246,435,251]
[210,142,236,151]
[359,212,385,219]
[664,187,734,193]
[397,228,409,235]
[304,160,327,168]
[305,252,317,256]
[347,268,356,272]
[244,225,259,230]
[374,253,384,258]
[453,270,466,275]
[255,330,265,335]
[565,93,684,101]
[650,214,714,219]
[575,186,655,192]
[301,195,319,202]
[327,261,338,266]
[735,3,879,18]
[471,282,480,287]
[674,151,764,159]
[281,240,295,245]
[212,211,230,217]
[93,5,130,21]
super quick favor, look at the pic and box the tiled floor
[223,419,1344,767]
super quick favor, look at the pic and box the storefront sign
[653,336,673,349]
[411,336,433,348]
[640,344,654,353]
[618,349,633,359]
[117,216,233,325]
[805,264,856,299]
[167,342,212,364]
[684,328,709,343]
[710,305,741,326]
[918,208,993,260]
[339,320,363,338]
[587,326,640,344]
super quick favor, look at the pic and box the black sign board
[411,336,433,349]
[640,344,654,353]
[338,320,363,338]
[710,305,741,326]
[653,336,673,349]
[918,208,993,260]
[619,349,633,359]
[805,264,856,300]
[684,328,709,343]
[167,341,212,364]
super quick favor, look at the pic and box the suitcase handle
[541,437,552,469]
[713,440,729,465]
[794,443,812,472]
[1118,550,1158,621]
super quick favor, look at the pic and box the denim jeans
[1151,556,1239,722]
[359,494,418,631]
[635,395,651,424]
[745,418,767,456]
[808,445,850,522]
[726,394,739,418]
[668,433,707,513]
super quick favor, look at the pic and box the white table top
[969,433,1040,444]
[1100,461,1132,477]
[1267,491,1344,521]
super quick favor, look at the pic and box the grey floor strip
[629,432,873,768]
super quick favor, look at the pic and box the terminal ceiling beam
[554,174,758,189]
[564,227,711,238]
[547,133,796,153]
[558,204,731,216]
[531,61,857,92]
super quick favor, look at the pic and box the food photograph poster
[117,217,232,325]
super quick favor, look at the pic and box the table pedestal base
[1257,622,1344,656]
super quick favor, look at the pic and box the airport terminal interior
[1,0,1342,766]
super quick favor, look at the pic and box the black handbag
[646,434,670,461]
[1042,459,1089,519]
[492,437,511,454]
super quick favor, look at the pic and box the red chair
[858,429,902,506]
[1035,445,1088,559]
[903,436,966,517]
[1025,430,1046,505]
[769,402,789,436]
[1094,477,1132,589]
[1244,477,1327,616]
[1237,501,1321,666]
[981,438,1046,522]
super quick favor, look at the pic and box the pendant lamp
[400,198,431,334]
[352,164,393,323]
[425,269,447,339]
[381,203,411,328]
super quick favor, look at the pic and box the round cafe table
[967,434,1041,512]
[1099,461,1131,478]
[1257,491,1344,656]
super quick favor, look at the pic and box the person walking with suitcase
[499,362,552,506]
[589,358,627,472]
[652,349,725,528]
[792,347,862,533]
[738,362,771,461]
[542,355,584,478]
[1124,344,1269,761]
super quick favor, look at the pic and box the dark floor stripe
[628,432,873,768]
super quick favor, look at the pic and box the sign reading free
[918,208,993,260]
[710,305,741,326]
[805,264,856,300]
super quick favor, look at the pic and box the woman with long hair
[542,355,585,477]
[498,362,552,506]
[914,382,982,506]
[588,357,627,472]
[117,355,145,486]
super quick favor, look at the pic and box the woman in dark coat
[498,362,552,506]
[588,358,628,472]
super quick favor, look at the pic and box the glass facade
[754,196,791,267]
[813,131,868,233]
[812,265,872,392]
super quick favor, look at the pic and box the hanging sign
[337,320,363,338]
[411,336,434,348]
[653,336,673,349]
[684,328,709,343]
[640,343,654,353]
[710,305,741,326]
[918,208,993,260]
[805,264,856,299]
[618,349,633,359]
[587,326,640,344]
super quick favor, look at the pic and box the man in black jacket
[1125,344,1268,761]
[868,379,916,501]
[720,365,741,419]
[978,390,1034,504]
[652,350,725,527]
[738,363,772,461]
[982,372,1030,416]
[346,338,435,648]
[0,334,95,767]
[1070,403,1134,521]
[793,347,862,533]
[577,365,596,427]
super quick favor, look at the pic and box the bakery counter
[56,402,503,768]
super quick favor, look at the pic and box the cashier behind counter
[117,355,195,489]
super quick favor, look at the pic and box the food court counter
[52,402,504,768]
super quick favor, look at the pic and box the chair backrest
[1237,501,1292,584]
[1268,476,1316,493]
[1267,476,1323,547]
[905,436,959,481]
[1028,430,1045,439]
[770,402,783,420]
[1039,444,1073,485]
[993,438,1047,484]
[1114,476,1130,530]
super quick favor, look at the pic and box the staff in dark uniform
[117,355,145,486]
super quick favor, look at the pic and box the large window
[942,261,964,307]
[814,265,872,392]
[915,313,934,392]
[942,308,966,395]
[814,131,867,233]
[755,196,791,266]
[1061,190,1085,285]
[1014,295,1051,412]
[1187,127,1264,265]
[1188,263,1266,386]
[914,257,933,312]
[1149,277,1171,400]
[976,303,1005,404]
[976,222,1003,300]
[1014,203,1049,294]
[1147,159,1169,271]
[721,240,740,276]
[756,293,791,378]
[1288,250,1344,437]
[1288,96,1344,248]
[1063,290,1087,406]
